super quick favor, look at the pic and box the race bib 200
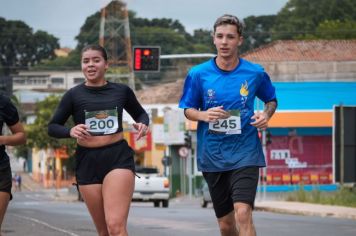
[208,110,241,134]
[85,108,119,136]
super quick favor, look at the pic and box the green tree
[302,20,356,39]
[190,29,215,53]
[241,15,277,53]
[74,10,193,54]
[132,26,191,54]
[0,17,59,75]
[272,0,356,39]
[26,95,76,153]
[75,12,101,50]
[34,50,81,71]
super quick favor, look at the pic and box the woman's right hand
[70,124,91,140]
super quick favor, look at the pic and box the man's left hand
[250,112,269,129]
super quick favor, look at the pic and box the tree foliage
[241,15,277,53]
[0,17,59,75]
[272,0,356,40]
[26,95,76,154]
[34,49,81,70]
[300,19,356,40]
[35,0,356,71]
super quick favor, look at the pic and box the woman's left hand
[133,123,149,140]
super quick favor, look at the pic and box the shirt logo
[207,89,215,99]
[206,89,217,106]
[240,81,249,107]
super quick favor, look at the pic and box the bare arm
[264,100,277,119]
[185,106,230,123]
[250,100,277,129]
[0,122,26,146]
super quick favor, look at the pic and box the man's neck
[215,56,239,71]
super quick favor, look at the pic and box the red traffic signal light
[133,46,160,72]
[143,49,151,56]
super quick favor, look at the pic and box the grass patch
[286,186,356,208]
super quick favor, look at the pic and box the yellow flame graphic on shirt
[240,81,249,97]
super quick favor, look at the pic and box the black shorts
[203,166,259,218]
[75,139,135,185]
[0,155,13,200]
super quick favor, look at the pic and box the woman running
[0,94,26,234]
[48,44,149,236]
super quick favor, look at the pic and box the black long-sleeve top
[0,94,20,160]
[48,82,149,138]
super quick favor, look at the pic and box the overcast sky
[0,0,288,48]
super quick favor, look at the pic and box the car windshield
[135,166,158,174]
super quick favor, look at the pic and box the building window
[74,77,85,84]
[13,77,26,84]
[51,77,64,84]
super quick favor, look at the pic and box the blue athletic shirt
[179,58,276,172]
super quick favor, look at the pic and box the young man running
[179,14,277,236]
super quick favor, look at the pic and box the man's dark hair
[213,14,244,35]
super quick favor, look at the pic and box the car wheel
[154,201,160,207]
[201,199,208,208]
[162,200,169,208]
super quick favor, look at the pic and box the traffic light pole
[183,131,193,199]
[262,129,267,200]
[187,147,193,199]
[256,99,267,201]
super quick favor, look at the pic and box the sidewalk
[20,171,43,192]
[20,171,78,202]
[255,200,356,220]
[172,196,356,221]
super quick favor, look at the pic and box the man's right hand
[204,106,230,122]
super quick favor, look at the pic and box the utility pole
[340,104,344,186]
[99,0,135,90]
[256,99,267,201]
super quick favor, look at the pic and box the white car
[132,166,170,208]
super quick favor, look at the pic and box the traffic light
[184,131,192,149]
[133,46,160,72]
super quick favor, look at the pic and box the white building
[12,71,85,91]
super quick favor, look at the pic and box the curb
[255,205,356,221]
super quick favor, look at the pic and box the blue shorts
[75,139,135,185]
[203,166,259,218]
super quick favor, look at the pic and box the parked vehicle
[201,181,212,208]
[132,166,170,208]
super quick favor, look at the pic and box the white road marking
[10,213,80,236]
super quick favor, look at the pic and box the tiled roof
[241,40,356,62]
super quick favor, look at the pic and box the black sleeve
[48,91,73,138]
[124,87,149,126]
[265,98,278,107]
[2,96,20,126]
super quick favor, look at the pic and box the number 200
[89,120,114,130]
